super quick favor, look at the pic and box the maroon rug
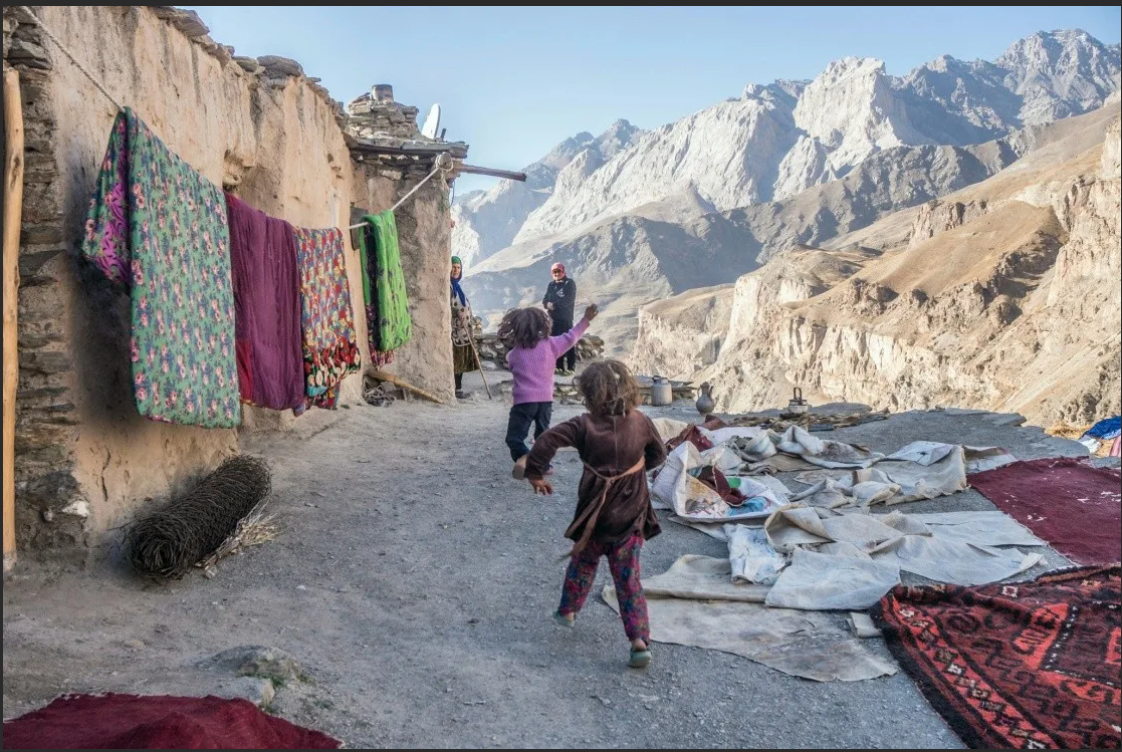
[1,694,341,749]
[874,565,1121,749]
[969,458,1121,565]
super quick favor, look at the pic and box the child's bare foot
[512,456,527,480]
[553,611,575,628]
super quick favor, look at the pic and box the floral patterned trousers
[559,533,649,643]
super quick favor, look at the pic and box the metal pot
[650,376,673,407]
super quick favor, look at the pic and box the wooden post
[3,67,24,573]
[452,162,527,182]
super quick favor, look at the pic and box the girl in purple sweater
[501,303,598,478]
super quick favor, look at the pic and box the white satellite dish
[421,103,441,140]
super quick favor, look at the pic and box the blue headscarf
[450,256,467,307]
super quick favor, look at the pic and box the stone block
[168,9,209,39]
[257,55,303,77]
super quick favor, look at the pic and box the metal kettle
[787,387,809,415]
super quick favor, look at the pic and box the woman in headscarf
[451,256,479,399]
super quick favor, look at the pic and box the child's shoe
[628,645,652,668]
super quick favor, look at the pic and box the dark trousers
[506,401,553,461]
[552,318,576,371]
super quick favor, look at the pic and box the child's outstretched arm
[525,416,584,495]
[547,304,598,358]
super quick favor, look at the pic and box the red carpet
[1,694,341,749]
[874,566,1121,749]
[969,458,1121,565]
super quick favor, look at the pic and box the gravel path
[2,383,1101,748]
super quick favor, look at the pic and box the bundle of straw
[126,455,272,582]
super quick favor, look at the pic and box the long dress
[451,289,479,376]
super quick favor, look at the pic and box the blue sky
[187,6,1121,193]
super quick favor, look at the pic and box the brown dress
[525,410,668,545]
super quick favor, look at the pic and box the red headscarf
[551,262,566,276]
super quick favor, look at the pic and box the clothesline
[18,6,124,111]
[347,152,454,229]
[18,5,455,224]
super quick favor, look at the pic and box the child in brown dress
[523,360,668,668]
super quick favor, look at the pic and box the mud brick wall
[2,6,459,565]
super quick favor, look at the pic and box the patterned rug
[874,566,1121,749]
[81,109,240,427]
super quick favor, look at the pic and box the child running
[501,303,598,479]
[522,360,668,668]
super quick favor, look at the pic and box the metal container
[696,382,716,416]
[650,376,673,407]
[787,387,809,415]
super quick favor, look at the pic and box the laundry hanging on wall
[294,227,360,409]
[356,210,412,364]
[225,193,305,413]
[81,108,241,428]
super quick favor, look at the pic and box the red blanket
[1,694,341,749]
[969,457,1121,565]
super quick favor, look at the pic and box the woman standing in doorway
[451,256,479,399]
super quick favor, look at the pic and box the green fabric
[451,255,462,266]
[358,234,372,306]
[361,211,412,352]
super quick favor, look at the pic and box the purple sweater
[508,318,590,404]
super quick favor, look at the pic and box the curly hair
[577,360,641,417]
[497,307,553,350]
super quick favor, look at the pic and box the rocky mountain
[451,120,643,267]
[458,31,1120,349]
[629,102,1121,425]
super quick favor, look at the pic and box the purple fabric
[225,193,305,412]
[507,318,589,405]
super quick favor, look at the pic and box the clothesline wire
[18,6,124,111]
[348,153,454,229]
[19,5,452,224]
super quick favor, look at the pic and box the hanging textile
[80,109,240,428]
[293,227,360,409]
[225,193,305,413]
[358,211,412,356]
[354,223,392,368]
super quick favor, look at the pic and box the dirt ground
[2,373,1109,749]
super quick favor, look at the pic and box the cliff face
[463,33,1121,338]
[630,107,1121,425]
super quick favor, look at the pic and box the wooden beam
[368,370,446,405]
[454,162,527,182]
[3,67,24,573]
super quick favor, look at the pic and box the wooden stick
[369,370,445,405]
[453,162,527,182]
[466,307,492,400]
[3,67,25,573]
